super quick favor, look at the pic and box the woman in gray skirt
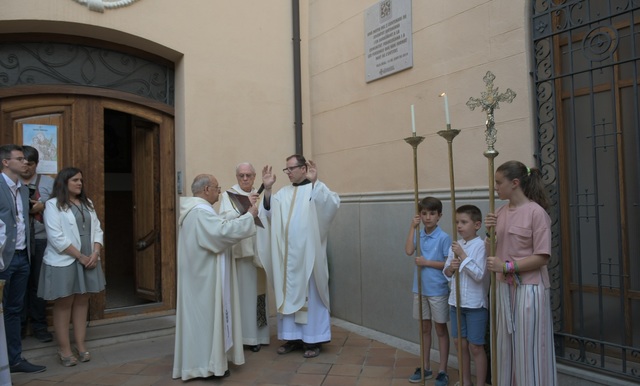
[38,167,105,367]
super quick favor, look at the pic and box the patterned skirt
[494,281,557,386]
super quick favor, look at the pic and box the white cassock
[257,180,339,343]
[172,197,256,380]
[219,185,270,347]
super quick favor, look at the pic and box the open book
[226,191,264,228]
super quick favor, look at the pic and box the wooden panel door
[2,94,176,320]
[132,119,160,301]
[0,95,107,319]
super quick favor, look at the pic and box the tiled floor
[12,323,463,386]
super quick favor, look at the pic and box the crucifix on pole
[467,71,517,153]
[466,70,516,386]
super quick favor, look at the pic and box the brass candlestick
[467,71,516,386]
[437,124,463,385]
[404,133,426,384]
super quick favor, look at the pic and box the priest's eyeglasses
[283,165,304,173]
[208,185,221,193]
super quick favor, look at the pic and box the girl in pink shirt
[484,160,557,386]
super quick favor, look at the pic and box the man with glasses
[173,174,258,380]
[19,146,54,344]
[257,155,340,358]
[218,163,270,353]
[0,144,46,374]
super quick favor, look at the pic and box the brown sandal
[277,340,303,355]
[302,344,321,358]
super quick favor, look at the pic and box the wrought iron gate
[532,0,640,381]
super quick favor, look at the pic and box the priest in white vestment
[218,162,270,352]
[172,174,258,380]
[257,155,339,358]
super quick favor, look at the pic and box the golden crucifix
[466,71,516,386]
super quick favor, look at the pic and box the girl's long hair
[496,160,550,210]
[51,167,94,211]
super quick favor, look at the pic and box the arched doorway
[0,37,177,321]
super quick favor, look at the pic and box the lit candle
[440,92,450,125]
[411,104,416,134]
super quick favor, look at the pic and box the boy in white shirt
[443,205,489,386]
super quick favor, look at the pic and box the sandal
[73,347,91,362]
[277,340,303,355]
[302,344,321,358]
[212,369,230,378]
[57,351,78,367]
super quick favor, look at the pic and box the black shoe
[10,359,46,374]
[249,344,261,352]
[33,329,53,343]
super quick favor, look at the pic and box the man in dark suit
[0,144,46,374]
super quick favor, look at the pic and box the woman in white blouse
[38,167,105,367]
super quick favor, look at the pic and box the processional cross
[466,70,516,386]
[466,71,516,153]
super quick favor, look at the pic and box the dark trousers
[0,249,29,365]
[22,239,48,333]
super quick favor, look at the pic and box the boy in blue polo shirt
[404,196,452,385]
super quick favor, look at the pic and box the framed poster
[22,124,58,174]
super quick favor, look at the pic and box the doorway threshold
[22,312,176,360]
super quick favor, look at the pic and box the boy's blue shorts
[449,306,488,345]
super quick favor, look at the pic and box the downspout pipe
[292,0,303,154]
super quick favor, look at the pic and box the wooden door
[132,119,160,301]
[0,95,107,319]
[1,94,176,321]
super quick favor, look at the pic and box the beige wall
[309,0,534,194]
[309,0,534,350]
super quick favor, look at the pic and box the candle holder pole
[404,133,426,384]
[437,124,463,385]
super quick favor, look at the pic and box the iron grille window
[532,0,640,381]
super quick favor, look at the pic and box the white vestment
[172,197,256,380]
[257,180,339,343]
[219,185,270,346]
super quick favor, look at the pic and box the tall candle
[411,104,416,134]
[440,92,450,125]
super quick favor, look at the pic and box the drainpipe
[292,0,303,154]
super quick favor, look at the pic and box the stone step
[21,312,176,359]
